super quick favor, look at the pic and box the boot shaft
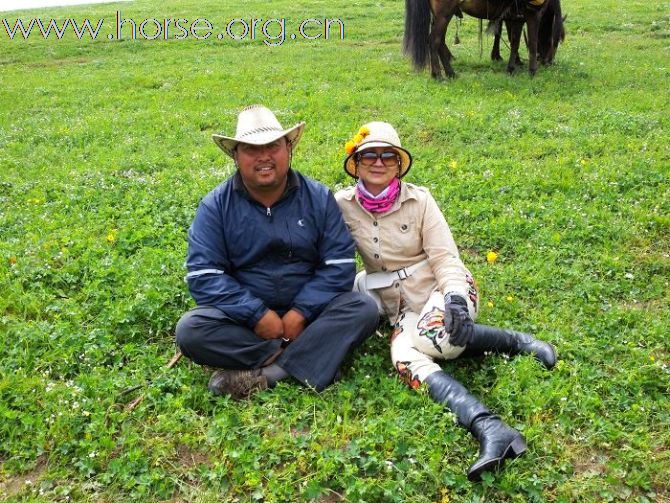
[424,371,490,429]
[464,324,557,369]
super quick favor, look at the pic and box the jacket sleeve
[291,191,356,322]
[185,199,268,328]
[421,191,472,299]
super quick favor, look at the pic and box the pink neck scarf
[356,178,401,213]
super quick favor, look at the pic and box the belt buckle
[396,268,408,280]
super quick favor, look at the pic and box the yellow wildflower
[106,229,118,244]
[8,256,17,265]
[487,301,494,308]
[440,489,450,503]
[448,160,457,170]
[506,295,513,302]
[486,251,498,264]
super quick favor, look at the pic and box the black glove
[444,293,474,347]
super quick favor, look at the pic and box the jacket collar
[397,182,418,204]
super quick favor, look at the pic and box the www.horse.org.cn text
[1,12,346,46]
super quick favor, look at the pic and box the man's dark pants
[176,292,379,391]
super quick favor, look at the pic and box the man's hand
[254,310,284,340]
[282,309,307,341]
[444,294,474,347]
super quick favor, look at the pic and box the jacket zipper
[286,219,293,259]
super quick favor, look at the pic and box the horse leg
[543,5,565,65]
[490,19,503,61]
[430,14,453,79]
[439,42,456,76]
[525,13,540,76]
[438,15,457,77]
[428,16,442,78]
[506,20,523,74]
[507,20,523,66]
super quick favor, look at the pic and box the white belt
[365,259,429,290]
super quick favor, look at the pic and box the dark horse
[490,10,566,70]
[404,0,565,79]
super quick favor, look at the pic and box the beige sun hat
[343,121,413,179]
[212,105,306,158]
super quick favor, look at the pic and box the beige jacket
[335,182,478,323]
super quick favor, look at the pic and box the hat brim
[343,141,413,179]
[212,122,305,158]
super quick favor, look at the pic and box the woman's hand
[444,294,474,347]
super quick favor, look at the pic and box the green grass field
[1,0,669,500]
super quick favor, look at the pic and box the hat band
[238,126,285,139]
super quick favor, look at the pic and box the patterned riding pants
[390,290,478,389]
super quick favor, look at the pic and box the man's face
[234,137,291,192]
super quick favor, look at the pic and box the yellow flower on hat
[344,126,372,155]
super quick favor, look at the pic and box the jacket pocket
[394,218,422,255]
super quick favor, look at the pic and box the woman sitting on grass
[334,121,557,482]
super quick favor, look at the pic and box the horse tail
[554,0,566,43]
[403,0,432,70]
[538,0,564,62]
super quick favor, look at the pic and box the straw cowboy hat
[212,105,306,158]
[343,121,413,179]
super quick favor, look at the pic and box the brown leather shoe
[208,369,268,400]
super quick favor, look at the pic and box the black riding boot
[424,371,527,482]
[462,324,557,369]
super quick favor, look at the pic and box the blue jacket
[185,170,356,328]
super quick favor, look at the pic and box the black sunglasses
[357,151,399,167]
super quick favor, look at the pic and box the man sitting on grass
[176,105,379,399]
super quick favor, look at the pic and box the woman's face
[356,147,400,195]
